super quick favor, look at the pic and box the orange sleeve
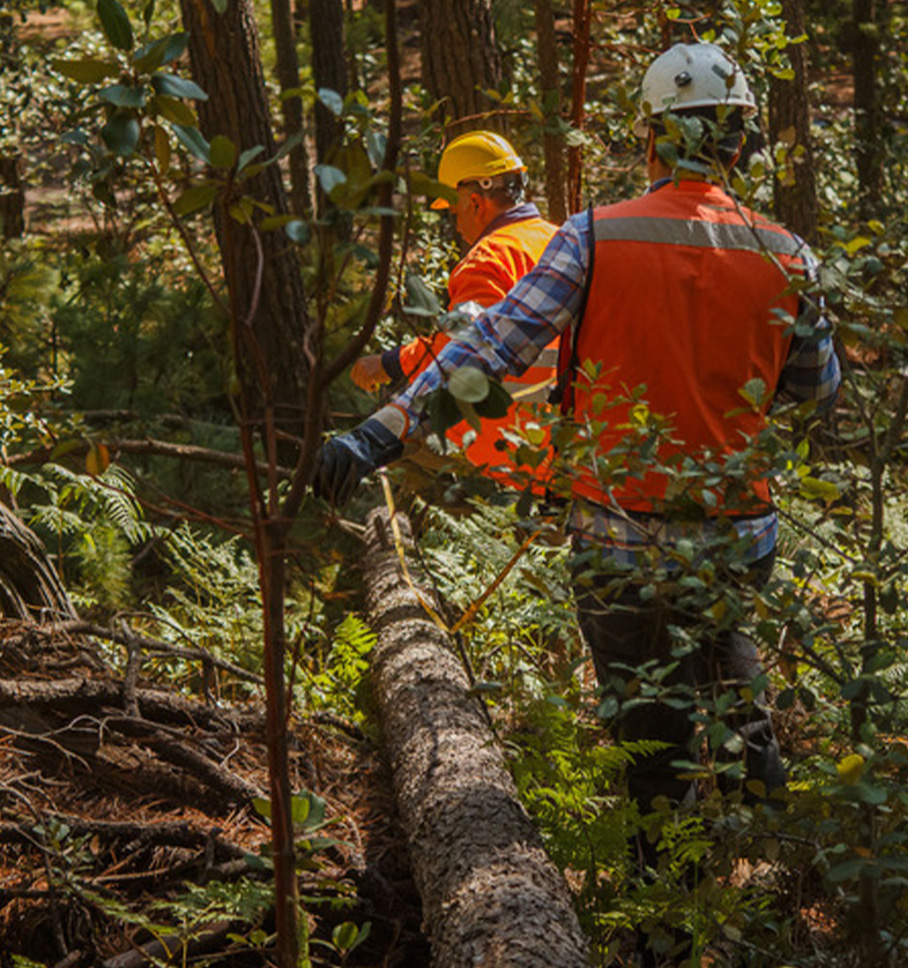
[397,331,452,380]
[448,236,532,308]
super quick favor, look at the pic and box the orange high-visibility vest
[399,213,559,489]
[566,180,807,514]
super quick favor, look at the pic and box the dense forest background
[1,0,907,966]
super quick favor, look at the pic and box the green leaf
[211,0,228,11]
[101,114,140,156]
[473,380,512,420]
[237,144,266,173]
[152,94,196,126]
[404,273,441,317]
[173,183,217,216]
[151,73,208,101]
[332,922,359,953]
[318,87,344,116]
[53,57,120,83]
[163,32,190,63]
[315,163,346,196]
[799,476,841,503]
[209,134,237,169]
[100,84,147,108]
[169,123,211,164]
[285,219,311,244]
[448,367,490,404]
[97,0,134,51]
[251,797,271,822]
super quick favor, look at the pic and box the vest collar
[475,202,543,244]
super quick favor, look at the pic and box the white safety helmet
[633,42,756,137]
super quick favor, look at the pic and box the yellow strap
[379,471,542,638]
[380,471,451,633]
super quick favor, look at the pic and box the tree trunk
[852,0,883,218]
[419,0,503,130]
[567,0,591,214]
[534,0,567,223]
[310,0,347,166]
[768,0,818,243]
[270,0,310,215]
[178,0,310,455]
[362,508,589,968]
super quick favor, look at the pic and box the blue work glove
[314,417,404,507]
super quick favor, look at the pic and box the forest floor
[0,617,431,966]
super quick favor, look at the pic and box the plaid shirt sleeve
[775,244,842,411]
[391,213,591,438]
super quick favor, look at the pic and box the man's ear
[645,127,658,164]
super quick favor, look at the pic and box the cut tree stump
[362,507,589,968]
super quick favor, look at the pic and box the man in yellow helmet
[351,130,559,491]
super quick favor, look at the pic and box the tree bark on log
[361,507,588,968]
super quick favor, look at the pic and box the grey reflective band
[593,215,804,258]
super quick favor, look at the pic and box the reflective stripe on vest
[569,181,804,514]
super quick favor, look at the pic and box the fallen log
[361,507,588,968]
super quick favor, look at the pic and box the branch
[4,437,294,480]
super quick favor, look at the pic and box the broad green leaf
[97,0,134,51]
[151,73,208,101]
[101,114,140,156]
[285,219,311,244]
[799,476,841,503]
[332,922,359,953]
[134,33,191,73]
[404,273,441,317]
[229,198,255,224]
[152,94,196,126]
[473,380,511,420]
[100,84,147,108]
[211,0,228,11]
[738,377,767,408]
[317,87,344,116]
[173,183,217,216]
[133,38,167,73]
[169,123,211,164]
[237,144,266,173]
[290,795,311,827]
[53,57,120,83]
[209,134,237,169]
[449,367,489,404]
[153,124,171,171]
[274,131,303,161]
[315,163,346,196]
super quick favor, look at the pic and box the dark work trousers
[572,547,786,844]
[573,549,786,967]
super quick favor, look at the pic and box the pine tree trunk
[178,0,311,456]
[270,0,310,215]
[419,0,503,129]
[768,0,818,243]
[362,508,588,968]
[852,0,883,217]
[310,0,347,165]
[534,0,567,223]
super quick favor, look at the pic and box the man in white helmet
[351,130,559,492]
[316,45,840,964]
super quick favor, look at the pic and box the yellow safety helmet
[431,131,526,210]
